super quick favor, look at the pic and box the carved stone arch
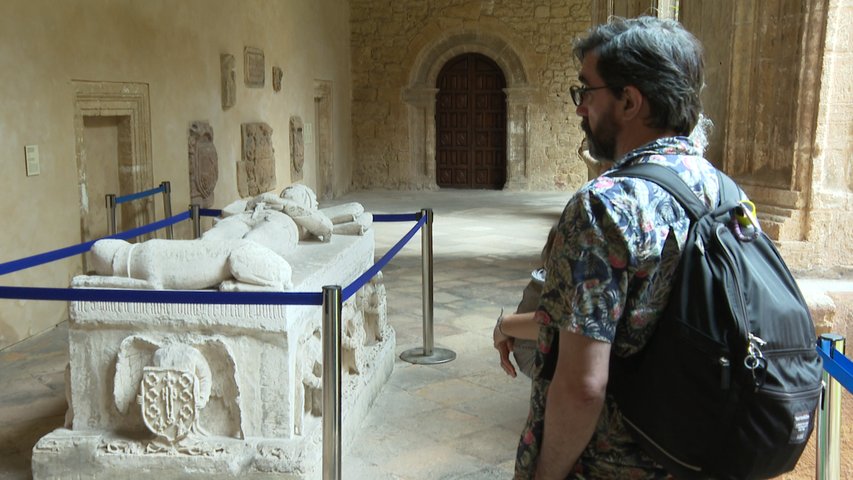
[403,31,536,190]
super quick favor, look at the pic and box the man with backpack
[514,16,821,480]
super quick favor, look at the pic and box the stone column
[402,85,439,190]
[504,87,537,190]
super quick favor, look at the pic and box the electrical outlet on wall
[25,144,40,176]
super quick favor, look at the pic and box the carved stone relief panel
[272,66,283,93]
[188,121,219,208]
[220,54,236,110]
[290,116,304,182]
[244,47,265,88]
[238,122,276,197]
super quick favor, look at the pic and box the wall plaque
[244,47,265,88]
[238,122,275,197]
[220,54,236,109]
[272,66,283,93]
[290,116,304,182]
[188,121,219,208]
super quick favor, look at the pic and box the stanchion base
[400,347,456,365]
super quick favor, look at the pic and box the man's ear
[620,86,644,121]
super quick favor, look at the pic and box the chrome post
[161,181,174,239]
[106,194,117,235]
[322,285,342,480]
[400,208,456,365]
[816,333,845,480]
[190,204,201,239]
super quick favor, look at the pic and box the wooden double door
[436,53,507,189]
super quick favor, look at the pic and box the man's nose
[576,103,588,117]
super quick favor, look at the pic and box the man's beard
[582,113,618,162]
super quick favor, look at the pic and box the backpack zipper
[755,382,822,399]
[714,225,754,364]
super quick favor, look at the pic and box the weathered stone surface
[244,47,265,88]
[33,228,394,479]
[290,117,305,182]
[188,121,219,208]
[220,54,236,109]
[273,66,283,93]
[238,122,276,197]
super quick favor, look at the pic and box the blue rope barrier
[342,214,427,300]
[115,185,166,205]
[198,210,420,222]
[0,211,191,276]
[817,339,853,394]
[0,209,426,307]
[0,286,322,305]
[373,213,422,222]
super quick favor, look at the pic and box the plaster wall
[0,0,353,350]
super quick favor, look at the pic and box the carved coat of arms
[138,367,198,443]
[188,121,219,208]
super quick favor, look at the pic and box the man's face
[576,53,620,162]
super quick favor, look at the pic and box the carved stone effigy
[32,186,393,480]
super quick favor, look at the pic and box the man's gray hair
[574,16,705,136]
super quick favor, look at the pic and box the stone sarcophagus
[33,186,393,479]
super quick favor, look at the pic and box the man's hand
[494,336,517,377]
[493,310,518,377]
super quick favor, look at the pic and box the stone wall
[350,0,592,191]
[681,0,853,275]
[349,0,853,274]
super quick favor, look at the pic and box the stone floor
[0,188,850,479]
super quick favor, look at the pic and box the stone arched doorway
[403,31,535,190]
[435,53,507,189]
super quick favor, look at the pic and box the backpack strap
[610,162,740,221]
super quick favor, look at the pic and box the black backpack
[607,163,823,480]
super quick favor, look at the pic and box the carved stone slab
[188,121,219,208]
[290,116,304,182]
[244,47,265,88]
[238,122,275,197]
[272,66,283,93]
[220,54,236,109]
[33,231,395,479]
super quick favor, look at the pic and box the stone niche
[32,228,394,479]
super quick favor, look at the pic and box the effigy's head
[281,183,318,211]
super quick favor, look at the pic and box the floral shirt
[515,137,722,479]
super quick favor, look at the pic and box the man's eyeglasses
[569,85,610,106]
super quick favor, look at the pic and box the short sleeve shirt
[514,137,722,479]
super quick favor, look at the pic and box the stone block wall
[350,0,593,191]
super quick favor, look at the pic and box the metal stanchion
[190,204,201,239]
[322,285,342,480]
[106,194,117,235]
[816,333,845,480]
[400,208,456,365]
[160,181,173,239]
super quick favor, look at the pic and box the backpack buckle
[745,334,768,389]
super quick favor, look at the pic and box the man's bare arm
[535,330,611,479]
